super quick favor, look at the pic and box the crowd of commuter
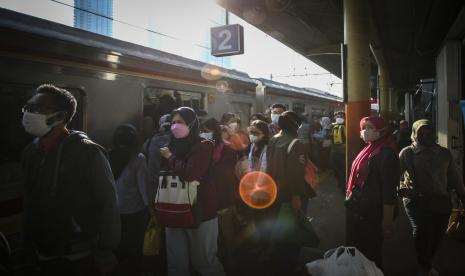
[9,84,465,276]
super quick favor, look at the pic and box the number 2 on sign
[218,29,232,50]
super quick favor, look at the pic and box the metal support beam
[344,0,371,178]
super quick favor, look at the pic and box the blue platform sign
[211,24,244,57]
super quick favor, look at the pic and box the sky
[0,0,342,96]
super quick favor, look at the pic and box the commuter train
[0,8,340,236]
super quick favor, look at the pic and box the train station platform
[305,171,465,276]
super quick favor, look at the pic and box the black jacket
[22,131,120,265]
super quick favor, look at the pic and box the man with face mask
[269,103,286,137]
[399,119,465,276]
[331,111,346,192]
[21,84,120,275]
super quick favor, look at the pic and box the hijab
[411,119,436,148]
[347,116,397,196]
[250,119,269,158]
[202,117,225,162]
[109,124,140,179]
[171,107,199,157]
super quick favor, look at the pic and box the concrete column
[344,0,371,172]
[378,68,391,120]
[436,41,463,175]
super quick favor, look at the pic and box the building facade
[74,0,112,36]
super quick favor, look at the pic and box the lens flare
[215,80,229,92]
[201,64,223,81]
[239,171,277,209]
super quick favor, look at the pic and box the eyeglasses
[22,104,55,114]
[249,131,262,136]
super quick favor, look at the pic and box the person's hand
[291,196,302,212]
[160,147,172,159]
[382,218,395,240]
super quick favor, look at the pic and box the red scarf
[347,117,397,196]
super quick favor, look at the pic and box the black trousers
[403,198,450,270]
[346,208,383,269]
[116,209,149,275]
[39,256,98,276]
[330,149,346,192]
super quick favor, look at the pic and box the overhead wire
[50,0,212,50]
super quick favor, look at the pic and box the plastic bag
[143,216,161,256]
[306,246,383,276]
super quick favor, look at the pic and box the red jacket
[205,142,239,211]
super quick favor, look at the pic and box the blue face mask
[271,113,280,123]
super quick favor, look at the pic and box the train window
[293,103,305,115]
[0,83,84,220]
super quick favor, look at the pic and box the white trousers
[166,217,225,276]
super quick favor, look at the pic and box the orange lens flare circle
[239,171,277,209]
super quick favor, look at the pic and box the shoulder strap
[287,138,299,154]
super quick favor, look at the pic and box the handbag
[304,159,319,189]
[344,185,368,214]
[272,203,320,248]
[447,197,465,242]
[143,216,161,256]
[447,208,465,242]
[154,171,200,228]
[287,138,319,189]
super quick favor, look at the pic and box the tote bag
[154,172,200,228]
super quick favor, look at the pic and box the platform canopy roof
[217,0,465,90]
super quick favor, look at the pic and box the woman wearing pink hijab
[345,116,399,269]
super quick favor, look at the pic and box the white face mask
[199,132,213,140]
[271,113,280,123]
[249,135,259,144]
[336,118,345,124]
[22,111,63,137]
[360,129,380,143]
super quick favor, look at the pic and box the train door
[0,82,85,236]
[292,102,306,115]
[143,87,204,138]
[230,101,252,126]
